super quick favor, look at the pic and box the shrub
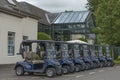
[38,32,52,40]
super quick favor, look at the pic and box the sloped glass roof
[53,11,90,24]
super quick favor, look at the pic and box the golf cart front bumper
[56,65,62,75]
[69,62,75,72]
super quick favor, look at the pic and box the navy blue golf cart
[81,44,94,69]
[88,45,100,68]
[105,46,114,67]
[55,41,75,74]
[68,43,86,72]
[95,45,107,67]
[15,40,62,77]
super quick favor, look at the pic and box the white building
[0,0,96,64]
[0,0,39,64]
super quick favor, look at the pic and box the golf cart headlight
[25,64,32,69]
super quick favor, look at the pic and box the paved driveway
[0,65,120,80]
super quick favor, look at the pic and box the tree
[87,0,99,12]
[38,32,52,40]
[94,0,120,46]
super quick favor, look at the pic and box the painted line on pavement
[99,70,104,72]
[89,72,95,75]
[76,75,85,78]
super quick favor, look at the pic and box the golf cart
[105,45,114,67]
[95,45,107,67]
[15,40,62,77]
[68,43,86,72]
[55,41,75,74]
[81,44,94,69]
[88,45,100,68]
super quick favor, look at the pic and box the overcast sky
[17,0,88,12]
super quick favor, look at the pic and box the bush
[38,32,52,40]
[114,60,120,64]
[34,54,40,60]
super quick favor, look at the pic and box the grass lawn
[114,60,120,64]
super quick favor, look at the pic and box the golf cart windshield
[106,46,110,57]
[90,46,96,56]
[61,44,69,58]
[74,44,80,58]
[98,46,103,56]
[83,45,89,57]
[46,42,56,59]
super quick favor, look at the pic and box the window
[23,36,28,40]
[8,32,15,56]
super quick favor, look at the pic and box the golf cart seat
[31,52,45,64]
[24,51,45,64]
[32,60,45,64]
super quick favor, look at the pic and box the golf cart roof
[66,40,88,45]
[21,40,54,44]
[55,41,68,44]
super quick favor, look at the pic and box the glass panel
[54,13,65,23]
[23,36,28,40]
[64,12,75,23]
[80,11,89,22]
[59,13,70,23]
[83,45,89,57]
[61,44,69,58]
[75,11,84,22]
[70,12,80,23]
[46,43,56,59]
[98,46,103,56]
[90,46,95,56]
[106,46,110,56]
[8,32,15,56]
[74,44,80,58]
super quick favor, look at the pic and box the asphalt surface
[0,65,120,80]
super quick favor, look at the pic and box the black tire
[15,66,24,76]
[93,62,97,68]
[57,69,62,76]
[28,72,34,75]
[62,65,70,74]
[80,64,85,71]
[110,61,114,67]
[86,63,91,70]
[85,63,89,70]
[46,68,56,77]
[107,61,111,67]
[75,64,81,72]
[100,61,104,68]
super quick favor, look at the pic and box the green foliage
[34,54,40,60]
[79,37,87,42]
[38,32,52,40]
[88,0,120,46]
[114,60,120,64]
[87,0,99,12]
[118,56,120,60]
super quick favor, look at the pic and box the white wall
[0,13,38,64]
[71,34,85,40]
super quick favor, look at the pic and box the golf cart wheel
[86,63,91,70]
[111,61,115,67]
[100,62,104,68]
[62,65,70,74]
[46,68,56,77]
[75,64,81,72]
[93,62,97,68]
[81,64,85,71]
[107,61,111,67]
[28,72,34,75]
[15,66,24,76]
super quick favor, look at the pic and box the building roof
[52,11,90,24]
[0,0,53,26]
[0,0,91,26]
